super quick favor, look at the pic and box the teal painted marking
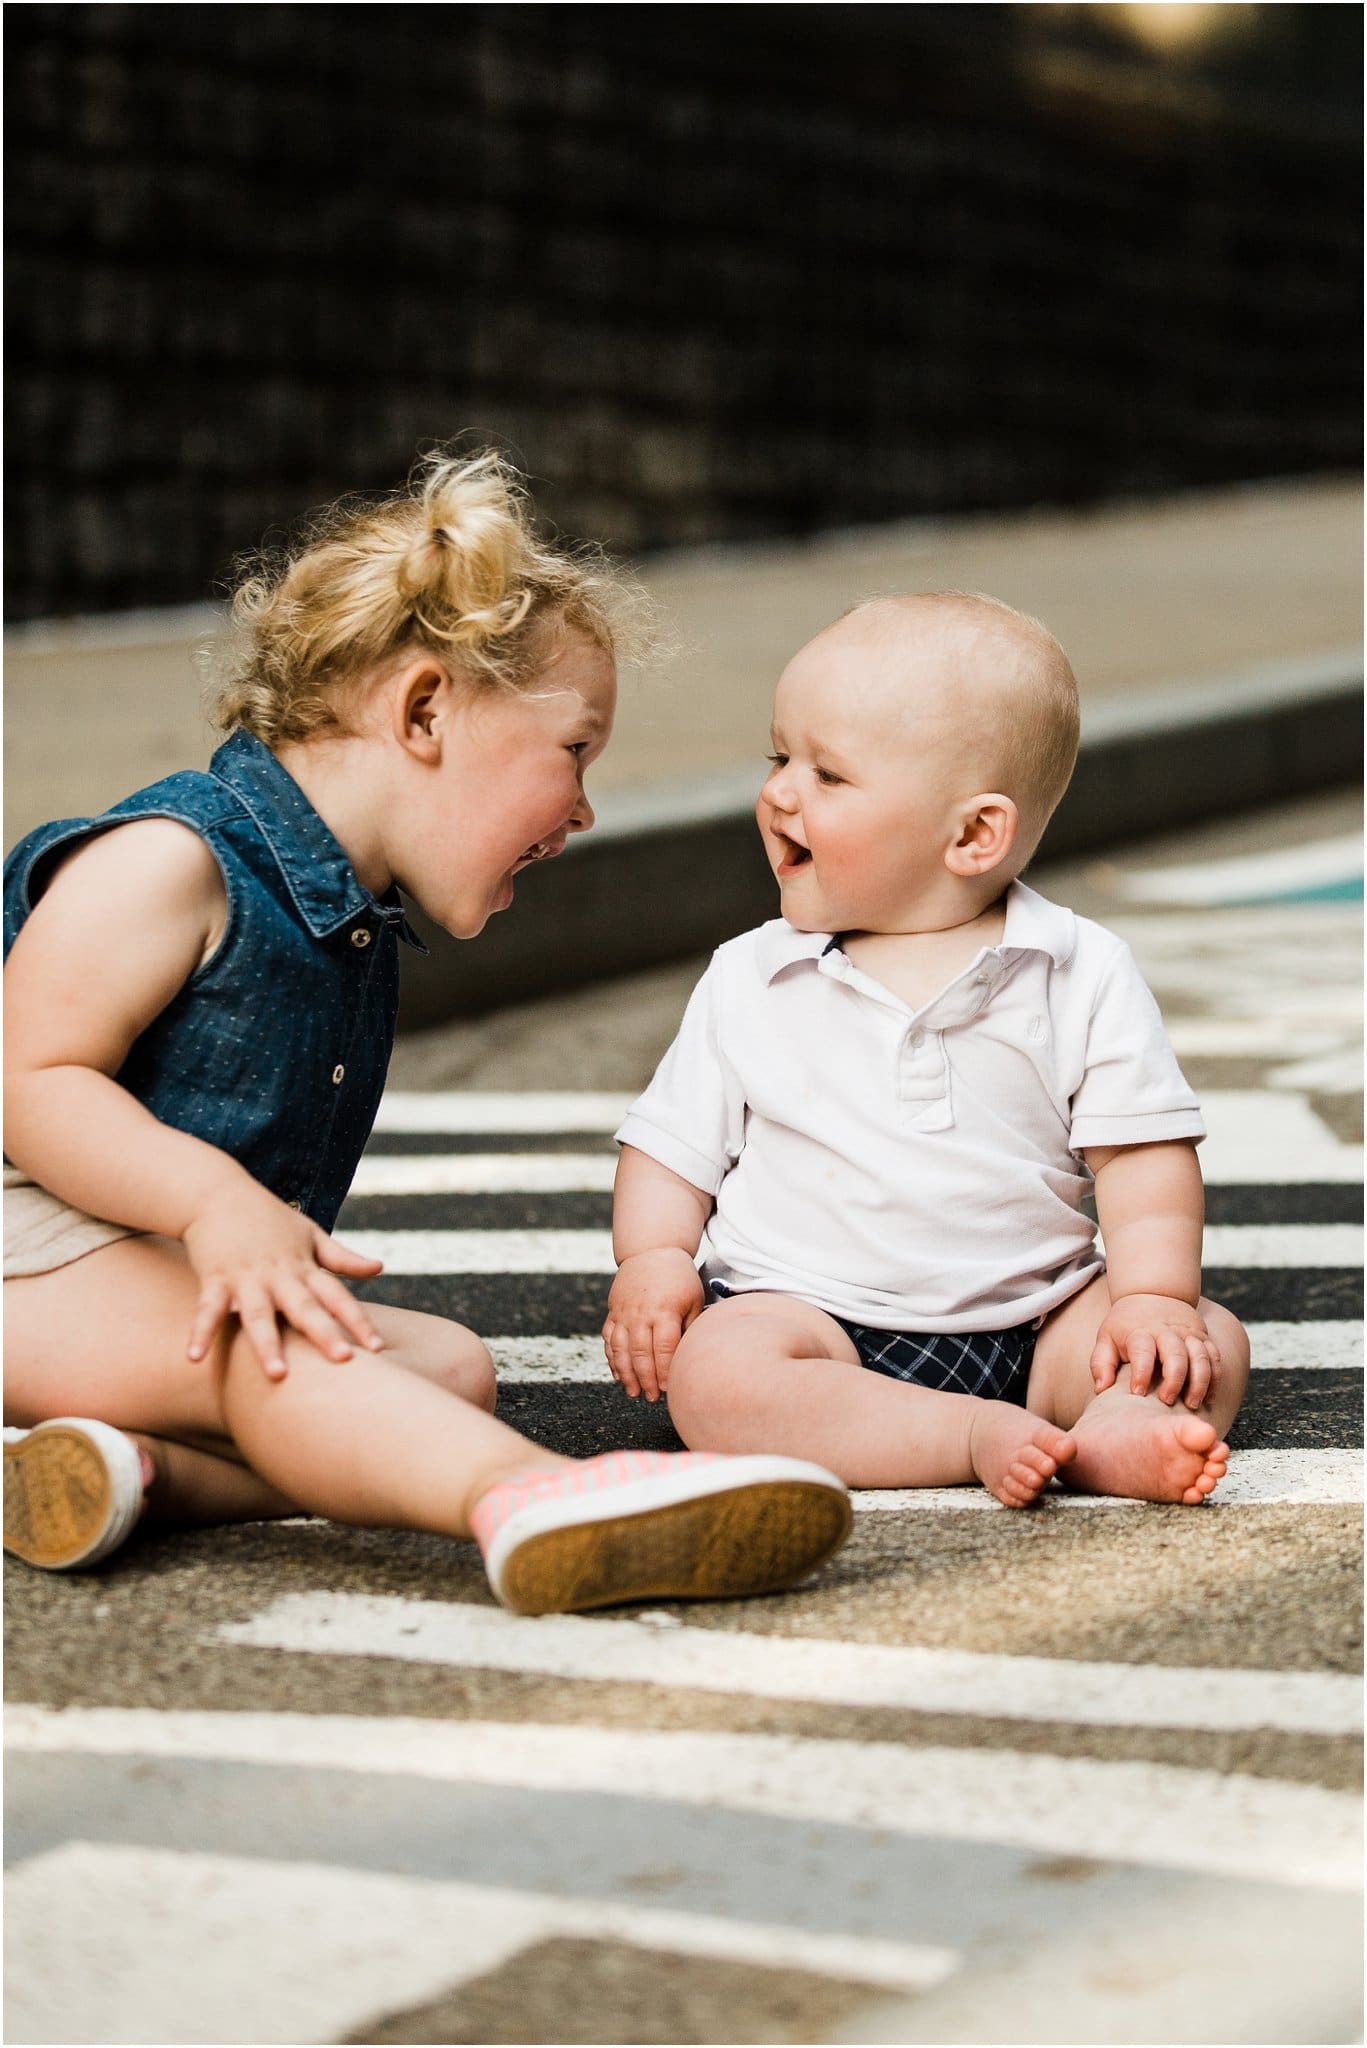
[1249,875,1363,906]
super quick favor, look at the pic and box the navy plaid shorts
[707,1282,1037,1404]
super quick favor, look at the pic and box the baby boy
[603,593,1248,1506]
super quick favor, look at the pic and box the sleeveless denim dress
[3,729,427,1258]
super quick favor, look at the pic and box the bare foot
[967,1404,1077,1507]
[1064,1388,1229,1504]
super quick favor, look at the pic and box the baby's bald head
[822,592,1080,855]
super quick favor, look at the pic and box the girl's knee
[391,1318,498,1411]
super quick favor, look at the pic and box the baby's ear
[945,793,1019,878]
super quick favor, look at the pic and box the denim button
[350,928,371,948]
[287,1199,303,1211]
[331,1064,345,1084]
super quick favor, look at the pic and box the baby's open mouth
[775,832,812,874]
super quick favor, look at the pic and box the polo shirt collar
[999,881,1077,965]
[210,729,428,950]
[756,920,834,983]
[757,880,1076,985]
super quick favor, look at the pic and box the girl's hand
[183,1181,386,1380]
[1089,1293,1220,1410]
[603,1249,706,1404]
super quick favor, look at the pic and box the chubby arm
[603,1144,713,1402]
[1085,1139,1218,1408]
[4,821,384,1379]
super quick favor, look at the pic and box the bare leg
[4,1235,566,1538]
[1027,1274,1249,1504]
[666,1293,1075,1505]
[128,1435,298,1528]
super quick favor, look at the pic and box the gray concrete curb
[397,648,1363,1027]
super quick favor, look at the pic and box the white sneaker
[470,1448,853,1615]
[4,1418,148,1570]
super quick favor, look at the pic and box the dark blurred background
[5,1,1362,622]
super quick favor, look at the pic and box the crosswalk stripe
[215,1594,1363,1736]
[8,1710,1359,1891]
[849,1448,1363,1510]
[3,1845,959,2047]
[1197,1092,1361,1186]
[487,1323,1360,1382]
[350,1228,616,1273]
[350,1153,618,1195]
[364,1090,1364,1184]
[1114,836,1362,906]
[346,1223,1360,1276]
[489,1335,610,1379]
[1239,1322,1363,1369]
[375,1092,633,1134]
[1200,1224,1362,1267]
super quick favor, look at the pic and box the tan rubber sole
[498,1477,855,1616]
[4,1427,115,1569]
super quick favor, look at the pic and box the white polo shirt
[616,882,1205,1333]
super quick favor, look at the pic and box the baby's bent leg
[1026,1275,1249,1504]
[666,1294,1073,1502]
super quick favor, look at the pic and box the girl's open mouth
[514,836,567,872]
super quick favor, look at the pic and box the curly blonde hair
[214,449,635,743]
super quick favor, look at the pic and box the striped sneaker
[470,1448,853,1615]
[4,1419,148,1571]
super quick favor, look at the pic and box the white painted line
[3,1847,532,2046]
[345,1228,616,1274]
[349,1153,616,1196]
[1197,1092,1362,1185]
[2,1845,957,2045]
[345,1221,1360,1276]
[1116,836,1363,907]
[215,1594,1363,1737]
[488,1336,612,1381]
[1200,1224,1362,1268]
[1245,1322,1362,1371]
[1167,1018,1356,1058]
[850,1448,1363,1512]
[1268,1047,1365,1096]
[374,1092,632,1134]
[8,1711,1359,1892]
[363,1090,1363,1180]
[483,1325,1357,1384]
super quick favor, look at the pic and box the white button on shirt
[616,882,1205,1334]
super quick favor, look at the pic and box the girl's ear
[945,792,1019,878]
[392,658,452,763]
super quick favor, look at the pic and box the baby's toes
[1006,1450,1056,1502]
[1172,1414,1219,1458]
[1040,1424,1077,1468]
[1184,1456,1230,1503]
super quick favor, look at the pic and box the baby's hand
[1090,1293,1220,1410]
[603,1249,705,1403]
[182,1177,387,1380]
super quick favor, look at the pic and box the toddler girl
[3,450,851,1609]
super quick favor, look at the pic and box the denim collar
[210,729,427,951]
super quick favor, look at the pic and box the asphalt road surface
[5,791,1362,2045]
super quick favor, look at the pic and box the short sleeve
[615,955,745,1196]
[1068,940,1205,1153]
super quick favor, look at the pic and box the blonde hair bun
[215,447,636,745]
